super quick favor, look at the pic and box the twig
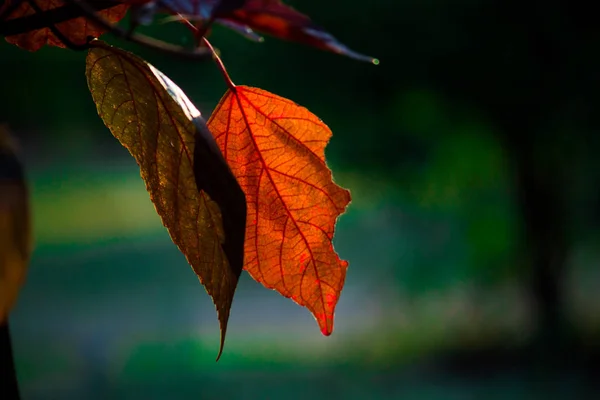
[64,0,212,58]
[26,0,90,50]
[0,0,212,59]
[0,1,116,36]
[203,37,236,90]
[160,3,236,90]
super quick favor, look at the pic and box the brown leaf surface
[208,86,351,335]
[3,0,128,51]
[86,40,246,360]
[0,125,32,323]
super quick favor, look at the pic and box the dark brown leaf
[0,125,32,323]
[86,40,246,360]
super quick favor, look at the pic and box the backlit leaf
[3,0,128,51]
[208,86,351,335]
[0,125,32,323]
[222,0,377,63]
[85,40,246,360]
[123,0,377,62]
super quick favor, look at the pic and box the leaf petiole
[155,1,236,90]
[202,37,236,91]
[64,0,212,59]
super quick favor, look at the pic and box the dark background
[2,0,600,398]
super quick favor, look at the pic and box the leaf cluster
[0,0,376,359]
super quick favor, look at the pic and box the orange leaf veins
[208,86,351,335]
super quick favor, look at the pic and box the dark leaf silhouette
[2,0,128,51]
[85,40,246,360]
[220,0,377,63]
[208,85,351,335]
[123,0,377,62]
[0,125,31,323]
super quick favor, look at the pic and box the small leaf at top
[85,40,246,360]
[0,125,32,323]
[220,0,377,63]
[208,86,351,335]
[130,0,377,63]
[2,0,129,51]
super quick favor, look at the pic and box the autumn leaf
[0,125,32,323]
[220,0,377,63]
[3,0,128,51]
[85,40,246,359]
[122,0,377,62]
[208,85,351,335]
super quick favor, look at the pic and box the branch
[26,0,90,50]
[66,0,212,58]
[0,0,212,60]
[0,0,117,36]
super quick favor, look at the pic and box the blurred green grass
[9,165,549,399]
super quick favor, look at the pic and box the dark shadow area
[1,322,20,399]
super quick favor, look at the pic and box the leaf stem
[67,0,212,58]
[202,37,236,91]
[0,0,116,36]
[26,0,90,50]
[0,0,212,59]
[161,6,236,91]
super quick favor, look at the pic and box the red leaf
[125,0,376,62]
[3,0,128,51]
[220,0,377,63]
[208,86,351,335]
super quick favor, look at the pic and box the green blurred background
[2,0,600,398]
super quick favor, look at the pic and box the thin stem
[64,0,212,59]
[0,0,212,60]
[156,0,215,42]
[0,0,117,36]
[27,0,90,50]
[202,37,236,90]
[157,1,236,90]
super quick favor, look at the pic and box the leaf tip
[215,329,226,362]
[320,326,333,336]
[318,313,335,336]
